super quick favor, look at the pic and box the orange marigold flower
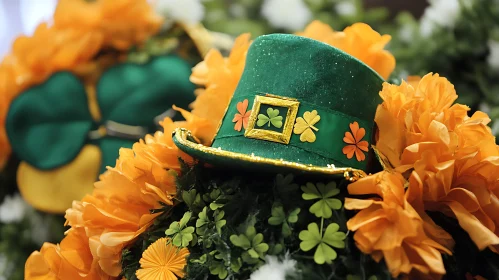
[136,238,189,280]
[26,104,216,278]
[342,122,369,161]
[345,171,451,279]
[297,20,395,80]
[374,72,499,253]
[375,73,460,168]
[25,228,112,280]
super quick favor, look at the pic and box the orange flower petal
[234,120,243,132]
[355,148,366,161]
[242,116,250,129]
[356,127,366,142]
[236,99,249,115]
[357,140,369,152]
[350,122,360,137]
[343,132,356,144]
[343,145,356,159]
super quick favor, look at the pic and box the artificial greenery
[202,0,391,37]
[121,158,499,279]
[121,160,392,280]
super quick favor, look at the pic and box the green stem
[320,217,324,237]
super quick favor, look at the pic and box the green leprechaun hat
[173,34,384,179]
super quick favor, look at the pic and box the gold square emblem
[244,95,300,144]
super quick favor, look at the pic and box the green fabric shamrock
[257,107,283,128]
[301,182,342,218]
[6,54,195,174]
[299,222,346,265]
[165,211,195,247]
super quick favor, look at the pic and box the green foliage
[302,182,342,218]
[123,163,393,279]
[268,204,300,237]
[231,226,269,260]
[299,222,346,265]
[202,0,391,37]
[165,212,196,247]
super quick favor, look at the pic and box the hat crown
[177,34,385,174]
[233,34,383,121]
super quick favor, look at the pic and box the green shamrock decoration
[6,55,195,174]
[196,207,210,235]
[230,226,269,260]
[257,107,283,128]
[302,182,342,218]
[209,259,229,279]
[299,222,346,265]
[182,189,204,210]
[196,207,227,235]
[165,212,195,247]
[268,204,300,237]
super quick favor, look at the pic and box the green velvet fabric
[177,34,384,172]
[6,72,93,170]
[6,54,195,174]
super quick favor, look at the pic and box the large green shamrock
[301,181,342,218]
[299,222,346,265]
[6,54,195,174]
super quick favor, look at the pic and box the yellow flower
[136,238,189,280]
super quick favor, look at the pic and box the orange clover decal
[342,122,369,161]
[232,99,252,131]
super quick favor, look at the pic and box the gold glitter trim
[174,128,367,181]
[244,95,300,144]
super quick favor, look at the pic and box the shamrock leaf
[299,222,346,265]
[257,107,283,128]
[230,226,268,260]
[294,110,320,143]
[322,223,347,249]
[268,205,286,226]
[275,174,299,193]
[203,189,227,210]
[182,189,203,209]
[288,208,300,223]
[196,207,209,234]
[268,204,301,237]
[214,210,227,235]
[165,212,195,247]
[209,261,228,279]
[301,182,342,218]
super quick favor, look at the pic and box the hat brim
[172,128,367,181]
